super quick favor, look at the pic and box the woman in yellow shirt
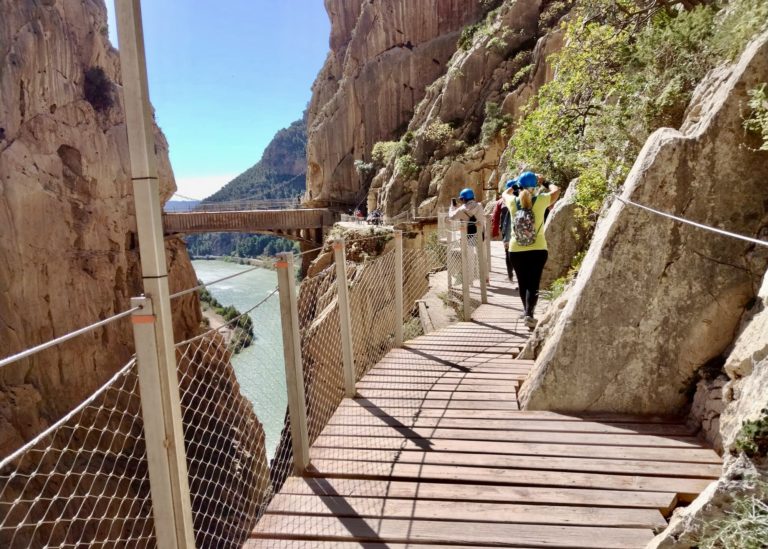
[502,171,560,328]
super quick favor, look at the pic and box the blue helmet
[517,171,538,188]
[459,188,475,201]
[505,179,517,189]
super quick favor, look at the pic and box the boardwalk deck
[249,242,721,548]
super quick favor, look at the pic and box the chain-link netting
[294,263,344,445]
[348,250,398,379]
[174,273,292,548]
[401,246,446,340]
[0,359,156,549]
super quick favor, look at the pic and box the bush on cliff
[507,0,768,223]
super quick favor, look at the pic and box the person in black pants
[502,171,560,329]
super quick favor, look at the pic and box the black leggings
[504,247,514,280]
[509,250,548,317]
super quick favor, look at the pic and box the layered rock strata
[0,1,267,546]
[369,2,565,218]
[305,0,487,206]
[519,32,768,414]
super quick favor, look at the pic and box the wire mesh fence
[0,360,156,549]
[0,224,486,547]
[348,249,398,379]
[294,263,344,445]
[173,253,301,548]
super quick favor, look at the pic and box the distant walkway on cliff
[249,242,721,549]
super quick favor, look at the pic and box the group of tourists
[447,171,560,329]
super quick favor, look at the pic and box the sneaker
[524,316,538,329]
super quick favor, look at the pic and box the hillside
[205,116,307,203]
[185,116,307,257]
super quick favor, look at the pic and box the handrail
[0,306,142,370]
[616,195,768,248]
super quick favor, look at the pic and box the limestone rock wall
[519,31,768,415]
[370,2,565,219]
[0,2,268,545]
[0,0,195,451]
[305,0,487,206]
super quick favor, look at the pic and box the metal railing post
[276,252,310,473]
[478,228,488,305]
[116,2,195,547]
[460,224,471,320]
[394,230,404,347]
[446,223,454,290]
[333,239,357,397]
[130,297,194,549]
[486,217,492,280]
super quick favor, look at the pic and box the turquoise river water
[191,260,286,459]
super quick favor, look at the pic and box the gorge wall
[305,0,488,207]
[0,0,197,453]
[1,2,266,546]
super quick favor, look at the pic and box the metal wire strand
[0,306,142,370]
[616,195,768,248]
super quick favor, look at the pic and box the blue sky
[106,1,330,199]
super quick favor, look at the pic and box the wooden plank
[311,435,722,463]
[265,494,668,529]
[252,514,655,548]
[308,460,713,498]
[333,404,688,425]
[356,390,517,401]
[342,398,519,410]
[277,477,678,513]
[245,543,535,549]
[309,448,722,478]
[326,415,696,437]
[358,377,521,387]
[318,425,702,448]
[363,371,528,380]
[355,381,519,393]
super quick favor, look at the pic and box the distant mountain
[185,116,307,258]
[204,116,307,203]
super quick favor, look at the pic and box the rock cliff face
[0,0,197,453]
[519,32,768,415]
[0,2,266,546]
[305,0,488,206]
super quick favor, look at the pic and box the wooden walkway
[249,243,721,548]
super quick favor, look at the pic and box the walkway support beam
[276,252,310,473]
[115,2,196,548]
[394,231,404,347]
[333,239,357,397]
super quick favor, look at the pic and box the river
[191,260,286,460]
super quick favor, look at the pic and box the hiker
[502,171,560,329]
[491,179,519,282]
[448,187,486,281]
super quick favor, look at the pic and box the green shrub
[458,22,483,50]
[744,84,768,150]
[710,0,768,60]
[508,0,768,224]
[354,159,376,179]
[697,487,768,549]
[481,101,513,144]
[396,154,421,179]
[371,141,401,166]
[733,409,768,458]
[422,120,454,147]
